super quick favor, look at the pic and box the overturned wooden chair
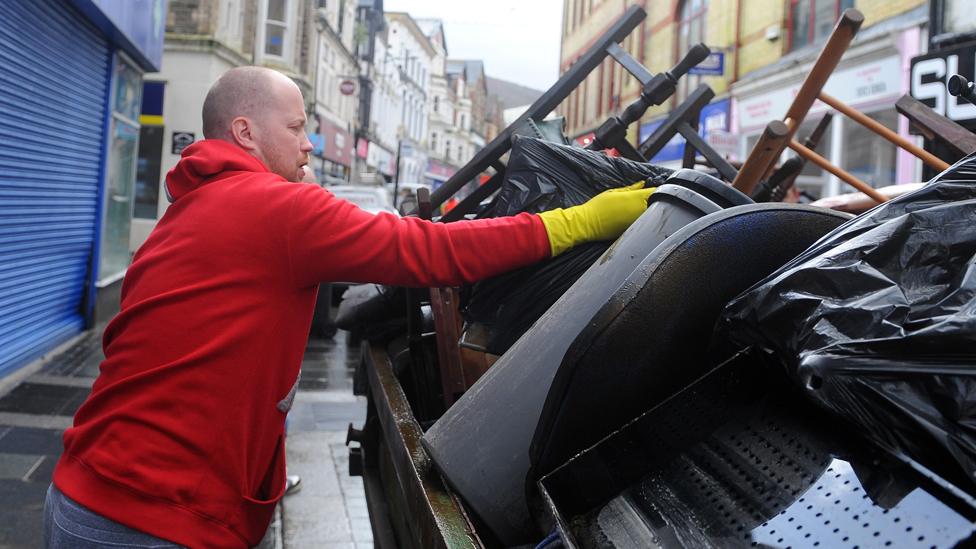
[732,9,950,205]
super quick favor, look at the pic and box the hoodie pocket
[242,435,286,506]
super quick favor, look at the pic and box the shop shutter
[0,0,110,376]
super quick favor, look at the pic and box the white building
[311,0,359,182]
[364,24,402,181]
[416,18,459,188]
[132,0,314,252]
[385,12,435,183]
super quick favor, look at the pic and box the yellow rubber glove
[537,181,656,256]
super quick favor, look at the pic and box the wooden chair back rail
[895,95,976,158]
[817,92,949,171]
[787,139,887,203]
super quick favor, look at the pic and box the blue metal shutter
[0,0,109,376]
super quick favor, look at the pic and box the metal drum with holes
[538,350,976,548]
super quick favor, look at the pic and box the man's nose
[300,133,313,152]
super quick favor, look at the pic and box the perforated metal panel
[543,355,976,549]
[0,0,109,375]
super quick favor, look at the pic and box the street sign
[688,51,724,76]
[339,79,356,96]
[171,131,194,155]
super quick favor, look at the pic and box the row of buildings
[559,0,975,199]
[0,0,521,380]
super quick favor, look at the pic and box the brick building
[559,0,929,200]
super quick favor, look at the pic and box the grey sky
[383,0,563,92]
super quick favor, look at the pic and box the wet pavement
[0,325,369,548]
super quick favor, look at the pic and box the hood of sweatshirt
[164,139,271,202]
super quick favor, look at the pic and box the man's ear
[230,116,258,151]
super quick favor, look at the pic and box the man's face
[250,78,313,182]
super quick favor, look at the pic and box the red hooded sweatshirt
[53,140,550,548]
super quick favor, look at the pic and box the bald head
[202,66,298,139]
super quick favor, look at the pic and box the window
[788,0,854,51]
[676,0,707,101]
[841,109,897,189]
[434,95,439,112]
[457,145,463,160]
[943,0,976,36]
[432,132,438,150]
[100,55,143,282]
[446,139,452,160]
[264,0,290,57]
[460,114,466,129]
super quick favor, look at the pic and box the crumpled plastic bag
[716,152,976,491]
[463,137,673,355]
[482,135,672,217]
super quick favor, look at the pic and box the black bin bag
[716,152,976,493]
[463,136,673,354]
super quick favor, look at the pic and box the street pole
[393,139,402,209]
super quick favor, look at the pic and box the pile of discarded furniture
[337,7,976,548]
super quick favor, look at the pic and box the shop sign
[910,44,976,123]
[356,138,369,159]
[638,98,731,163]
[171,131,194,155]
[426,159,457,179]
[321,120,352,167]
[340,79,356,96]
[737,56,901,131]
[688,51,724,76]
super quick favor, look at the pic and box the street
[0,326,368,548]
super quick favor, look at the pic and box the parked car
[385,182,432,215]
[326,185,398,216]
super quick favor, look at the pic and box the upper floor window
[941,0,976,37]
[788,0,854,52]
[434,96,439,113]
[264,0,291,58]
[460,113,466,129]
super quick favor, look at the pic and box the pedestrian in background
[43,66,654,548]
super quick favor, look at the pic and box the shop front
[733,18,925,200]
[0,0,165,377]
[638,98,732,168]
[366,140,396,180]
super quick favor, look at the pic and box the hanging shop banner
[321,119,353,167]
[911,44,976,125]
[737,55,901,132]
[638,97,731,163]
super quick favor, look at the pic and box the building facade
[311,0,360,182]
[0,0,165,377]
[385,12,435,183]
[559,0,928,200]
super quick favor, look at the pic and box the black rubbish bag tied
[463,136,673,355]
[716,152,976,492]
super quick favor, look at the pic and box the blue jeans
[44,484,183,548]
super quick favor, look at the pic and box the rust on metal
[364,343,484,549]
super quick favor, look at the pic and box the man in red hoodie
[44,67,654,548]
